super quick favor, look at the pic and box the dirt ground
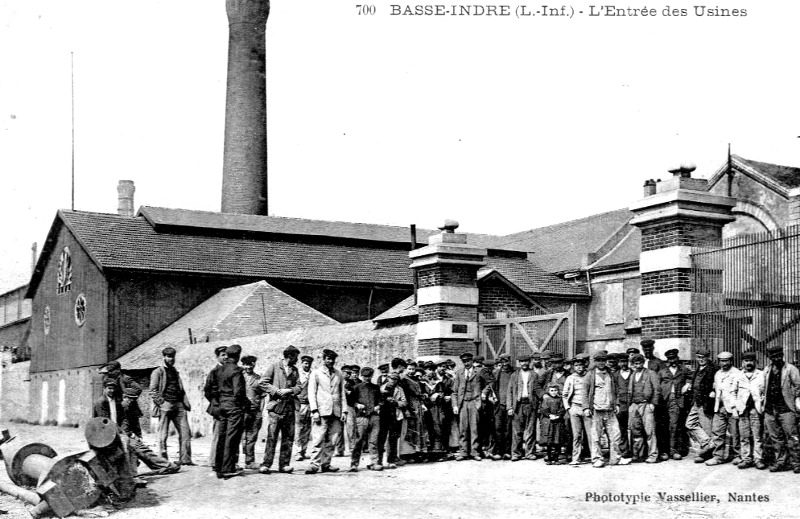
[0,421,797,519]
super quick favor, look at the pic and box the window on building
[57,247,72,294]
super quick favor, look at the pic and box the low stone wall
[28,366,102,427]
[139,320,417,438]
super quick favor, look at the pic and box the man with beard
[762,345,800,472]
[736,351,765,470]
[657,349,691,460]
[507,354,542,461]
[491,354,515,460]
[627,353,660,463]
[241,355,263,469]
[259,345,301,474]
[687,348,717,463]
[583,351,630,467]
[294,355,314,461]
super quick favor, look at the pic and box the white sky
[1,0,799,293]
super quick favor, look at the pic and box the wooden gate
[478,305,575,362]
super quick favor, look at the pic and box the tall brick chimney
[117,180,135,217]
[221,0,270,215]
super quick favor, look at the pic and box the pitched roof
[120,320,417,370]
[496,209,635,273]
[373,256,588,323]
[736,156,800,190]
[481,257,588,297]
[118,281,336,366]
[589,227,641,270]
[138,206,515,251]
[28,210,419,296]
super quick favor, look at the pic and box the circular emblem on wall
[43,306,51,335]
[74,294,86,326]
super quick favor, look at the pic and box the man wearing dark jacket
[259,345,301,474]
[453,352,491,461]
[99,360,143,437]
[614,353,633,458]
[203,345,228,469]
[213,344,248,479]
[294,355,314,461]
[686,348,717,463]
[490,354,515,460]
[348,367,384,471]
[657,349,692,460]
[506,355,543,461]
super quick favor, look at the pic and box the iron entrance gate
[479,305,575,363]
[690,225,800,365]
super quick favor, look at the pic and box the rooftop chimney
[117,180,135,217]
[221,0,270,216]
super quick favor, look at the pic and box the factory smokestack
[221,0,270,216]
[117,180,135,217]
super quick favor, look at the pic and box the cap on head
[162,347,177,357]
[593,352,608,362]
[283,345,300,358]
[214,345,228,357]
[574,353,589,363]
[741,351,757,361]
[473,355,485,364]
[717,351,733,361]
[631,353,645,363]
[322,349,338,360]
[518,354,532,362]
[301,355,314,363]
[498,353,511,362]
[459,352,474,362]
[550,353,564,362]
[664,349,679,360]
[241,355,257,366]
[695,348,710,358]
[103,379,117,388]
[378,363,389,372]
[640,339,655,348]
[540,351,552,360]
[626,348,640,355]
[767,345,784,356]
[226,344,242,357]
[360,366,375,378]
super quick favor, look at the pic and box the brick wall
[641,221,722,251]
[478,278,538,317]
[641,314,692,339]
[417,265,478,288]
[417,338,475,357]
[418,305,477,322]
[641,269,692,295]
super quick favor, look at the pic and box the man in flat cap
[490,354,515,460]
[378,364,407,468]
[626,353,660,463]
[657,348,691,461]
[294,354,315,461]
[258,346,301,474]
[99,360,144,438]
[211,344,248,478]
[240,355,263,470]
[93,380,179,487]
[452,352,491,461]
[306,349,348,474]
[204,345,228,469]
[614,353,633,459]
[506,354,543,461]
[735,351,765,470]
[421,361,446,453]
[705,351,741,466]
[640,339,664,373]
[763,345,800,472]
[477,358,499,459]
[562,353,592,466]
[149,346,193,466]
[583,352,629,467]
[348,367,384,471]
[376,363,390,386]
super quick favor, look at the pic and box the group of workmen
[93,336,800,481]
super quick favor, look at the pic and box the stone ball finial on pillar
[439,219,459,233]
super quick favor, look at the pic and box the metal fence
[690,225,800,365]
